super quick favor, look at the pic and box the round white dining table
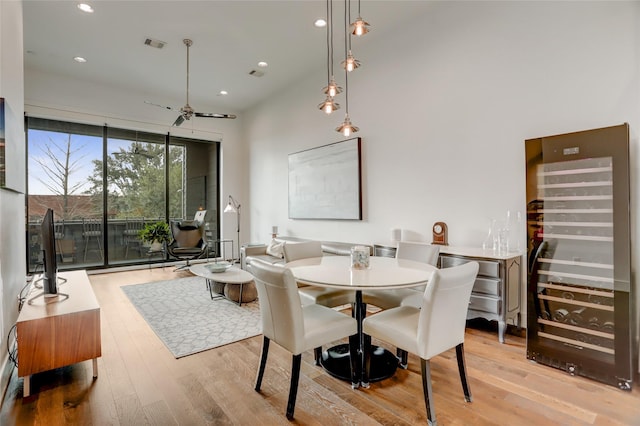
[287,255,435,387]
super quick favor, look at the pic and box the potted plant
[139,221,171,251]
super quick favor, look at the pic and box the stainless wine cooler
[525,123,636,390]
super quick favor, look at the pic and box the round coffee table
[189,264,257,306]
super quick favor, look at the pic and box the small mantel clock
[432,222,448,245]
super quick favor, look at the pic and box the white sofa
[241,236,373,273]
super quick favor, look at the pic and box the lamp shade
[224,195,239,213]
[341,51,360,72]
[323,78,343,97]
[318,96,340,114]
[351,17,370,36]
[336,114,359,137]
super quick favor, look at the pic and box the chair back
[54,221,65,239]
[250,259,306,354]
[283,240,323,263]
[82,218,102,236]
[124,217,144,233]
[170,221,204,248]
[396,241,440,292]
[396,241,440,265]
[193,210,207,224]
[417,261,479,359]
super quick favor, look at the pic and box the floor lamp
[224,195,241,262]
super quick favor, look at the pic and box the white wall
[245,1,639,248]
[244,2,640,343]
[0,0,26,400]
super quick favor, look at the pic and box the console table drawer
[374,245,396,258]
[373,245,522,344]
[473,277,500,296]
[469,294,500,314]
[440,256,500,278]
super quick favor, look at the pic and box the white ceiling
[23,1,433,118]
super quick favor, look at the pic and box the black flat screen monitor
[40,208,58,297]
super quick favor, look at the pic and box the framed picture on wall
[288,137,362,220]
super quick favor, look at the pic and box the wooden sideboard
[17,270,101,396]
[374,243,523,343]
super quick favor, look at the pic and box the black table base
[319,343,398,387]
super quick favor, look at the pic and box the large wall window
[26,117,220,272]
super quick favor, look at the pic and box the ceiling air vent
[144,38,166,49]
[249,69,265,77]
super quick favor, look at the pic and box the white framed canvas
[288,137,362,220]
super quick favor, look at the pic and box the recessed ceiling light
[257,61,268,68]
[77,3,94,13]
[219,90,228,96]
[314,18,327,28]
[74,56,87,63]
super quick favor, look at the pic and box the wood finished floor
[1,266,639,425]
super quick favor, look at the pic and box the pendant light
[318,0,341,114]
[335,70,358,136]
[336,0,358,136]
[351,0,370,36]
[318,96,340,114]
[341,0,360,72]
[336,113,359,137]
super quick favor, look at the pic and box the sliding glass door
[105,129,167,264]
[26,117,220,271]
[26,118,104,271]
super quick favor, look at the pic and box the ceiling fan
[145,38,236,126]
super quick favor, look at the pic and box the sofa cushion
[246,253,285,266]
[266,239,285,258]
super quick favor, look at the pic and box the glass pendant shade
[318,96,340,114]
[323,78,343,97]
[351,17,370,36]
[341,51,360,72]
[336,114,359,136]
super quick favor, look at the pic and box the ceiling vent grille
[144,38,166,49]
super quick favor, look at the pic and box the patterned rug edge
[121,276,262,358]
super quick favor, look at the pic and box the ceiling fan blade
[195,112,237,119]
[172,115,185,127]
[144,100,178,111]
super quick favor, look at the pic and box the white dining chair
[283,240,355,364]
[283,240,355,308]
[362,242,440,310]
[362,242,441,367]
[362,261,479,426]
[251,259,358,420]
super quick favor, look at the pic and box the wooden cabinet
[374,243,522,343]
[17,270,101,396]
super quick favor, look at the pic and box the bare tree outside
[31,134,90,220]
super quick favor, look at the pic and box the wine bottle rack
[525,124,633,391]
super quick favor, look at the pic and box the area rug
[121,276,262,358]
